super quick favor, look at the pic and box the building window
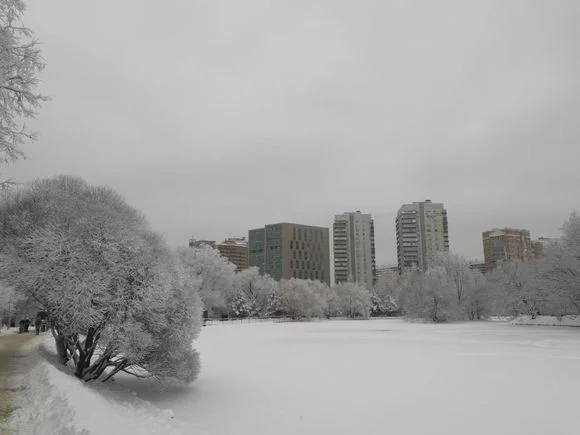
[299,251,302,259]
[293,270,297,278]
[290,240,293,249]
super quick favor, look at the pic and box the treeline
[183,245,395,320]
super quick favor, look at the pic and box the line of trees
[181,245,388,321]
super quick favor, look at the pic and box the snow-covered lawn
[116,319,580,435]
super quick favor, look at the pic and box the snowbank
[512,315,580,327]
[7,337,186,435]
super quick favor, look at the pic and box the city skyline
[191,204,562,268]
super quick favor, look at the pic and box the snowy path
[118,319,580,435]
[0,331,38,431]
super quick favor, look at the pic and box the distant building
[469,262,487,274]
[217,237,249,271]
[396,200,449,271]
[189,239,216,248]
[248,223,330,285]
[333,211,376,287]
[482,228,533,270]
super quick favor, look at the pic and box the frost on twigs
[0,175,202,383]
[0,0,49,185]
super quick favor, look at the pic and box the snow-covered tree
[177,245,236,317]
[264,287,284,317]
[0,284,24,328]
[403,266,461,323]
[430,253,472,309]
[562,211,580,257]
[464,271,491,320]
[279,279,326,320]
[0,176,202,383]
[488,260,540,318]
[233,267,279,317]
[0,0,48,185]
[335,282,372,319]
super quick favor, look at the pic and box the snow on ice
[7,319,580,434]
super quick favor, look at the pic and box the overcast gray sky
[4,0,580,265]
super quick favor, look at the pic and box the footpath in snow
[4,335,187,435]
[0,330,37,429]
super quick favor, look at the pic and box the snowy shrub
[279,279,326,320]
[0,176,202,383]
[334,282,372,319]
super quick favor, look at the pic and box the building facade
[216,237,249,271]
[249,223,330,285]
[396,200,449,271]
[188,239,216,248]
[482,228,533,270]
[333,211,376,287]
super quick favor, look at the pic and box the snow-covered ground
[6,336,185,435]
[114,319,580,435]
[8,319,580,434]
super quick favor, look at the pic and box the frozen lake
[121,319,580,434]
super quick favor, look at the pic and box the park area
[3,318,580,434]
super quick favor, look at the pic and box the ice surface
[116,319,580,435]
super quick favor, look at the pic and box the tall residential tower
[333,211,376,287]
[396,200,449,271]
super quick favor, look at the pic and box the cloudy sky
[4,0,580,265]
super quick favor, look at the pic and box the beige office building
[217,237,249,271]
[249,223,330,285]
[482,228,533,270]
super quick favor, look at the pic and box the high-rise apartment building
[248,223,330,285]
[333,211,376,287]
[216,237,249,271]
[396,200,449,271]
[482,228,533,270]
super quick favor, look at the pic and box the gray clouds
[4,0,580,264]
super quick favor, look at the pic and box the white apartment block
[396,200,449,271]
[333,211,376,287]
